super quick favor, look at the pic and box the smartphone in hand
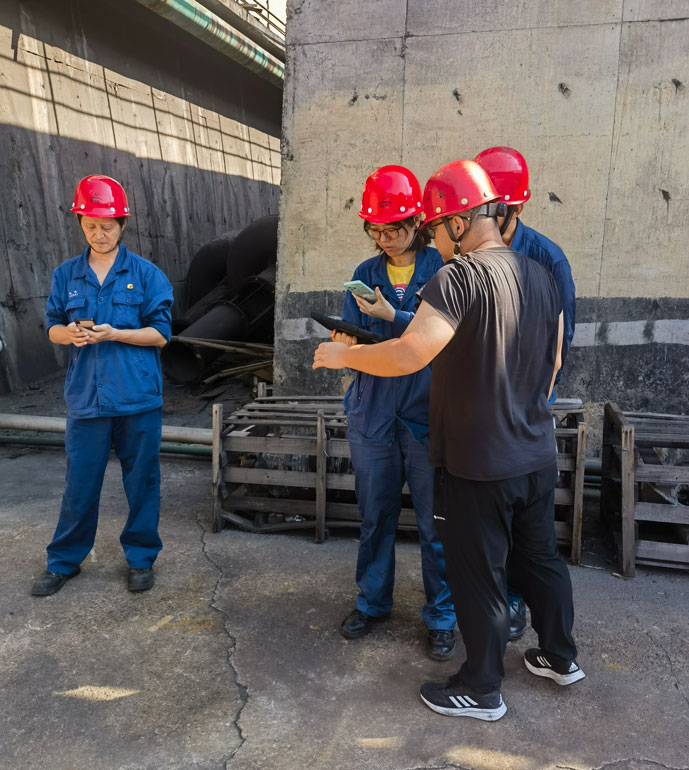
[344,280,377,304]
[75,319,95,329]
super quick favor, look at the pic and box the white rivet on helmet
[124,207,128,212]
[367,207,372,213]
[435,206,441,214]
[110,206,116,212]
[417,201,421,207]
[400,205,405,212]
[72,202,75,207]
[80,204,85,209]
[461,197,468,205]
[504,195,510,201]
[524,190,528,196]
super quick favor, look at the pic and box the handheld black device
[310,312,385,345]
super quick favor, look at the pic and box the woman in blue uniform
[337,166,456,659]
[31,175,173,596]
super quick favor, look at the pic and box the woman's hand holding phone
[353,287,395,322]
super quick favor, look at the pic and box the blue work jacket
[45,245,173,418]
[511,219,576,383]
[342,246,444,445]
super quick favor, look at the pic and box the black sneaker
[420,674,507,721]
[523,648,585,685]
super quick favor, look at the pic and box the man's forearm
[114,327,167,347]
[341,337,424,377]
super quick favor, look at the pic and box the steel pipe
[0,414,212,446]
[133,0,285,87]
[0,434,211,457]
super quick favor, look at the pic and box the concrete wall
[0,0,282,392]
[275,0,689,413]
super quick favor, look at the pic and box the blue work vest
[511,219,576,381]
[342,246,444,445]
[45,245,173,418]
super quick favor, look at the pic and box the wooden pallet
[601,402,689,576]
[213,397,587,561]
[551,399,587,564]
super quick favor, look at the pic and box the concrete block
[600,19,689,298]
[279,38,405,293]
[47,56,116,149]
[0,49,58,135]
[623,0,689,21]
[403,22,618,295]
[287,0,407,44]
[407,0,622,35]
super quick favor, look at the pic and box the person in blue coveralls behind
[31,174,173,597]
[335,165,457,660]
[475,147,577,643]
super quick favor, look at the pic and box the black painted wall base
[274,292,689,415]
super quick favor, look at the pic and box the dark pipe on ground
[162,302,249,383]
[233,265,276,343]
[163,215,279,383]
[225,215,278,284]
[186,229,241,307]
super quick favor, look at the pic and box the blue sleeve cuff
[391,309,413,337]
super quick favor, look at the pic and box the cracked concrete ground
[1,400,688,769]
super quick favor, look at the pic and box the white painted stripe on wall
[282,317,689,347]
[280,317,332,341]
[571,319,689,347]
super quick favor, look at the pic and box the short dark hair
[367,215,431,255]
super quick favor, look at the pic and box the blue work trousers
[349,424,456,630]
[46,408,163,573]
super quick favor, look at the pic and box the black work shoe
[128,568,154,592]
[426,629,456,661]
[31,568,80,596]
[524,648,585,686]
[509,597,527,642]
[420,674,507,721]
[340,609,388,639]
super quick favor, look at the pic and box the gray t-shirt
[419,247,560,481]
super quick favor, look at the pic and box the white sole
[524,657,586,685]
[420,693,507,721]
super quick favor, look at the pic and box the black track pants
[433,463,577,695]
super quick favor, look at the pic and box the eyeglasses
[425,220,443,239]
[426,216,469,240]
[364,224,405,242]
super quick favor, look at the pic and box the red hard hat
[359,165,423,223]
[474,147,531,205]
[422,160,500,224]
[70,175,130,217]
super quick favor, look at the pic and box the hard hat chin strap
[499,205,515,236]
[442,202,506,255]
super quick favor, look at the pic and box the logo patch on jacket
[68,290,79,298]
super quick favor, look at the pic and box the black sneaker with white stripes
[523,648,585,685]
[420,674,507,721]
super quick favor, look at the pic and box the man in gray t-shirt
[313,160,584,722]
